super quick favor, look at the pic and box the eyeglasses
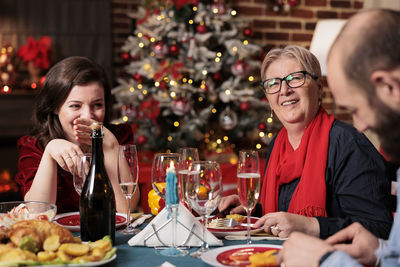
[260,70,319,94]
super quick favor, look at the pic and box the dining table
[101,225,284,267]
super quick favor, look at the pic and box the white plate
[201,244,281,267]
[30,254,116,267]
[199,216,263,238]
[54,212,127,232]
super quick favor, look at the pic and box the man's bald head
[328,9,400,102]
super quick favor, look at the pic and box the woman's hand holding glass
[117,144,139,235]
[186,161,222,258]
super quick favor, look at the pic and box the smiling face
[264,57,322,130]
[56,82,106,143]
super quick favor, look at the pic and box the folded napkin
[128,203,223,247]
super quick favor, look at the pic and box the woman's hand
[73,118,119,152]
[45,139,83,174]
[218,195,246,214]
[253,212,320,238]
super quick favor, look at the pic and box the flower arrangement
[17,36,52,88]
[17,36,52,70]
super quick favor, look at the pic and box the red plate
[217,246,279,267]
[54,212,127,232]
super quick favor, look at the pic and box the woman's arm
[24,139,83,204]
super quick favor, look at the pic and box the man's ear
[370,70,400,109]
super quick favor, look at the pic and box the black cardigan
[256,120,393,239]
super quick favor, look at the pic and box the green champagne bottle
[80,122,116,242]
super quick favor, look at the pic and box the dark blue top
[258,120,393,239]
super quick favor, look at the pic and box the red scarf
[260,108,334,217]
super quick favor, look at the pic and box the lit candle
[166,161,179,206]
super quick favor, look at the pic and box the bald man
[278,9,400,267]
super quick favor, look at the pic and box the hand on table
[325,222,379,266]
[218,194,245,215]
[278,232,334,267]
[253,212,320,238]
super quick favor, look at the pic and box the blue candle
[166,161,179,206]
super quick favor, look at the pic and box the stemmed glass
[73,154,91,195]
[151,153,188,257]
[237,150,261,244]
[117,144,139,235]
[178,148,199,209]
[186,161,222,258]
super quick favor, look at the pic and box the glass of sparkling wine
[237,150,261,244]
[118,144,139,235]
[186,161,222,258]
[178,148,199,209]
[73,154,91,196]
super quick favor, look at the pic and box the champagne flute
[73,154,91,195]
[117,144,139,235]
[151,153,188,256]
[237,150,261,244]
[178,148,199,209]
[186,161,222,258]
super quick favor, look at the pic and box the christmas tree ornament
[258,122,267,131]
[152,41,168,58]
[133,73,142,83]
[122,52,130,61]
[211,1,226,15]
[219,107,238,130]
[243,27,253,37]
[213,72,222,82]
[196,24,208,34]
[240,101,251,112]
[231,59,250,77]
[169,44,180,56]
[172,97,190,116]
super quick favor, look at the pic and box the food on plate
[226,214,246,223]
[208,214,246,229]
[8,220,75,251]
[0,219,116,265]
[247,249,278,267]
[0,203,56,231]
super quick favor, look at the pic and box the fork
[214,218,240,227]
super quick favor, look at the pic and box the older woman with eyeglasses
[218,45,393,239]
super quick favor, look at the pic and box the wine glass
[186,161,222,258]
[151,153,188,256]
[117,144,139,235]
[237,150,261,244]
[73,154,91,195]
[178,148,199,209]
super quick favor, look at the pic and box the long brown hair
[30,56,111,147]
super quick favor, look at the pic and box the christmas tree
[112,0,280,157]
